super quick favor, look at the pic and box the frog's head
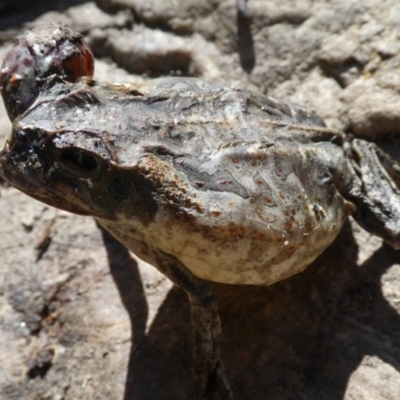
[0,101,158,227]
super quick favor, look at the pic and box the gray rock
[2,1,400,399]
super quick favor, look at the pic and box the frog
[1,24,400,400]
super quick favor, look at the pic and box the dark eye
[59,149,98,175]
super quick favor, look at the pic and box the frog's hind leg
[348,139,400,249]
[154,251,234,400]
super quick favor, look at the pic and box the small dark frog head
[0,24,94,121]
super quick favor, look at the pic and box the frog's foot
[350,139,400,249]
[154,251,234,400]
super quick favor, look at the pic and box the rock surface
[1,1,400,399]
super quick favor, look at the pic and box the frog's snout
[0,126,45,172]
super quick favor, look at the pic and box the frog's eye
[51,131,110,178]
[58,148,98,175]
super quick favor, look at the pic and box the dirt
[1,1,400,399]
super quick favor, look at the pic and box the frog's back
[24,77,332,160]
[22,77,355,285]
[84,79,354,285]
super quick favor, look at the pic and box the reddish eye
[61,43,94,82]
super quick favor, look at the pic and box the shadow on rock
[99,225,148,349]
[237,0,255,74]
[102,221,400,400]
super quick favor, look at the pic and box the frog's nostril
[14,130,29,145]
[12,128,44,148]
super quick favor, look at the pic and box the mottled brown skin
[2,27,400,400]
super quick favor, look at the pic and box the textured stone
[1,1,400,399]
